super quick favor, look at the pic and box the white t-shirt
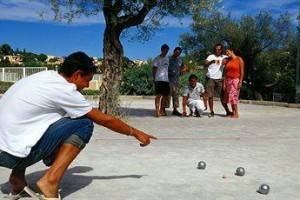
[0,70,92,157]
[183,82,205,100]
[153,55,169,82]
[205,54,227,79]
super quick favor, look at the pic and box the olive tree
[41,0,218,115]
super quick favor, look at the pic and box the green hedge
[0,81,14,93]
[119,63,207,96]
[120,64,154,95]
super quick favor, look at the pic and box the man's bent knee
[73,118,94,143]
[65,134,87,150]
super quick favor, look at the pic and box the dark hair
[173,47,182,53]
[214,43,223,54]
[161,44,170,51]
[189,74,198,81]
[227,47,241,56]
[58,51,96,77]
[214,43,223,49]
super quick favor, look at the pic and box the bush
[81,90,100,95]
[274,75,296,103]
[120,64,154,95]
[0,81,14,93]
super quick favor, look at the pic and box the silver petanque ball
[257,184,270,195]
[197,161,206,169]
[235,167,245,176]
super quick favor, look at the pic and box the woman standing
[223,48,245,118]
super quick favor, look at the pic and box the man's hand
[182,111,187,117]
[133,131,157,147]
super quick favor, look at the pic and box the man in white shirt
[0,52,156,199]
[152,44,170,117]
[182,74,207,117]
[204,43,231,117]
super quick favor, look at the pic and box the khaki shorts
[206,77,223,98]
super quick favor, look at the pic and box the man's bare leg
[160,95,167,115]
[208,97,214,113]
[222,102,232,116]
[36,143,81,198]
[155,95,162,117]
[9,169,27,193]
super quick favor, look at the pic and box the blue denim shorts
[0,117,94,170]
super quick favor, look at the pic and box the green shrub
[81,90,101,95]
[274,75,296,103]
[240,85,256,100]
[0,81,14,93]
[120,64,154,95]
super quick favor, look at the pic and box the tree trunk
[99,26,123,116]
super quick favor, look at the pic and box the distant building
[133,59,148,66]
[3,55,23,65]
[46,55,64,66]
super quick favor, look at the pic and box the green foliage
[240,85,256,100]
[120,64,154,95]
[0,43,13,55]
[37,54,48,62]
[274,75,296,103]
[48,57,59,62]
[0,57,12,67]
[0,81,14,93]
[23,60,46,67]
[81,90,101,95]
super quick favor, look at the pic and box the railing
[0,67,102,90]
[0,67,48,82]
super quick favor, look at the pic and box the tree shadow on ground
[0,166,147,198]
[121,107,155,117]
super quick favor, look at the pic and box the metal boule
[257,184,270,195]
[235,167,245,176]
[197,161,206,169]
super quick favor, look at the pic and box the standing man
[204,43,230,117]
[0,52,156,199]
[182,74,207,117]
[165,47,188,116]
[152,44,170,117]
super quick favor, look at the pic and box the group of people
[152,44,188,117]
[152,43,245,118]
[0,43,244,199]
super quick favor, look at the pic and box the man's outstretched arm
[86,108,157,147]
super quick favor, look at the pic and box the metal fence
[0,67,48,82]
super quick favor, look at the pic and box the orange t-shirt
[225,57,240,79]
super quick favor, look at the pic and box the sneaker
[208,112,215,118]
[172,110,182,116]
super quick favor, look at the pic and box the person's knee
[64,134,87,150]
[72,118,94,145]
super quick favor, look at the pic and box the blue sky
[0,0,298,61]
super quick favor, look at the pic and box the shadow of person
[0,166,147,198]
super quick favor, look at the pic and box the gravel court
[1,98,299,200]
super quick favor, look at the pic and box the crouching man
[0,52,156,200]
[182,74,207,117]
